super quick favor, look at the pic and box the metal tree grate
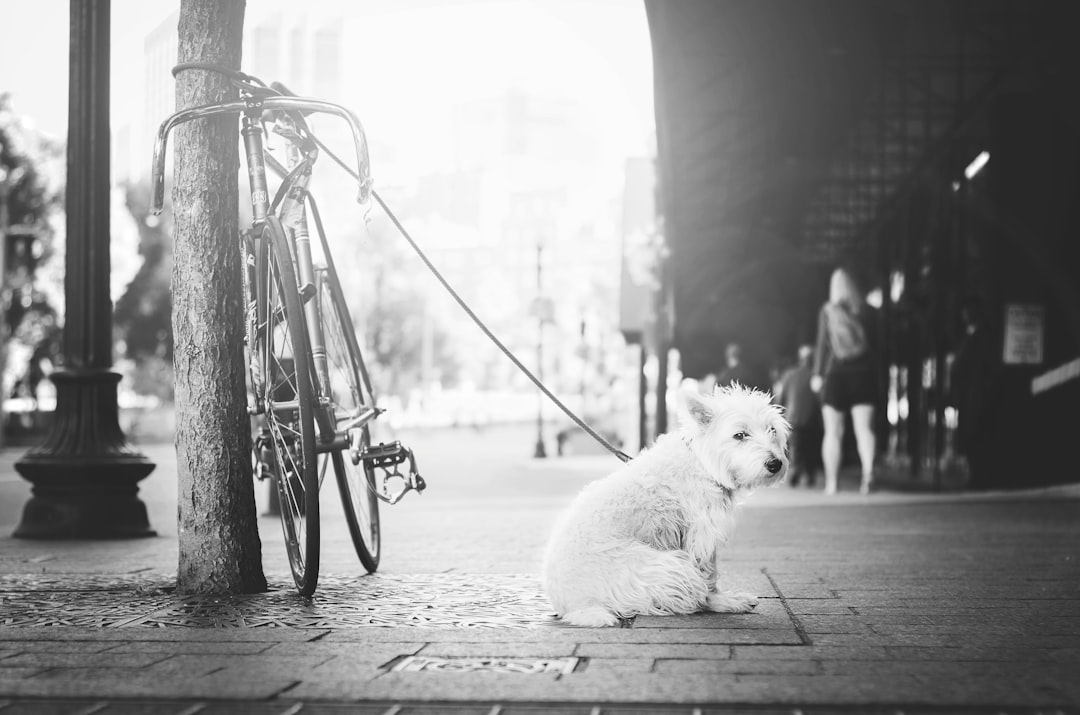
[0,573,557,629]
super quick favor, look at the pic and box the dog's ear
[681,386,714,428]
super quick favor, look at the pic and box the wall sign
[1002,303,1044,365]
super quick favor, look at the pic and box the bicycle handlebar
[150,95,373,215]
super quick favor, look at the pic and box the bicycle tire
[258,216,320,595]
[315,268,381,572]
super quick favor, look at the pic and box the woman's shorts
[823,362,877,411]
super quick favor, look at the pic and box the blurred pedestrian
[810,268,879,495]
[949,296,996,487]
[715,342,767,392]
[774,344,822,487]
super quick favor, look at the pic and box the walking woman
[810,268,879,494]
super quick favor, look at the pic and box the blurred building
[400,89,626,401]
[128,7,343,184]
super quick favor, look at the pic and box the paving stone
[587,624,800,644]
[1,652,171,669]
[0,673,291,700]
[198,704,337,715]
[732,644,892,660]
[575,644,731,659]
[0,701,130,715]
[579,657,654,674]
[793,615,871,634]
[0,641,123,655]
[285,670,744,704]
[306,656,404,678]
[0,627,328,642]
[18,667,151,682]
[0,667,45,679]
[283,672,574,703]
[260,641,425,659]
[105,641,276,655]
[870,621,1080,637]
[884,645,1059,662]
[728,673,1069,707]
[1049,647,1080,663]
[773,584,836,599]
[820,659,1077,685]
[654,658,819,675]
[144,654,333,678]
[785,600,855,616]
[808,632,957,647]
[418,642,578,658]
[632,604,789,629]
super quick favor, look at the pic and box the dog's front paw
[560,606,621,627]
[705,590,758,613]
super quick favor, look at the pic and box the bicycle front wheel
[315,267,381,573]
[258,216,320,595]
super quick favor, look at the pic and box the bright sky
[0,0,655,177]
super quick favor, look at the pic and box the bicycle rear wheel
[315,267,381,572]
[258,216,320,595]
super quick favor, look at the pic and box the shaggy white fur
[542,383,790,627]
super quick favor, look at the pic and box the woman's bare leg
[851,404,876,493]
[821,404,845,495]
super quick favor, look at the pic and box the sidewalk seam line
[763,567,812,646]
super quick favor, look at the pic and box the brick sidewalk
[1,432,1079,712]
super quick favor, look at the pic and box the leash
[370,190,632,463]
[305,125,633,463]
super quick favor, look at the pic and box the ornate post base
[14,370,156,539]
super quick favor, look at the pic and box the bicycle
[151,65,426,596]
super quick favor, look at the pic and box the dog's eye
[733,431,747,441]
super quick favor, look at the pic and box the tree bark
[172,0,266,593]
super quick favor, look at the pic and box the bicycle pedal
[360,441,410,469]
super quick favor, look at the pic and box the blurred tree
[0,93,65,434]
[114,181,174,400]
[342,210,462,400]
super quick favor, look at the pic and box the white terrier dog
[542,383,790,627]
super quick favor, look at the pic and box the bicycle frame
[151,90,379,441]
[153,82,422,509]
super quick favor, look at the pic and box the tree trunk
[172,0,266,593]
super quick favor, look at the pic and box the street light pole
[534,240,547,459]
[14,0,155,538]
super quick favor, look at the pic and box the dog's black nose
[765,458,783,474]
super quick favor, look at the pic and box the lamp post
[533,240,547,459]
[14,0,155,538]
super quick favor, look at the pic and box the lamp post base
[13,370,156,539]
[14,489,155,540]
